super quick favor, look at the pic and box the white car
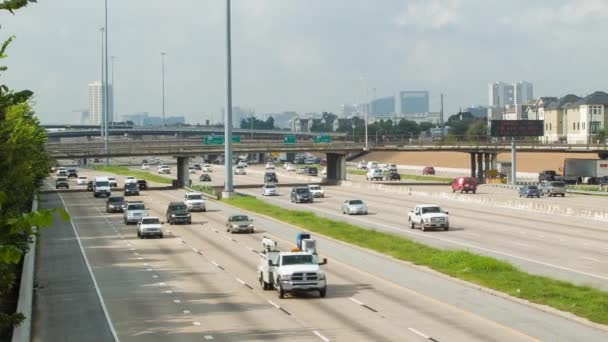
[124,176,137,185]
[238,160,248,167]
[265,162,275,170]
[308,185,325,198]
[76,176,88,185]
[234,166,247,175]
[184,192,206,212]
[283,162,293,170]
[320,167,327,176]
[262,183,279,196]
[202,164,213,172]
[366,169,384,181]
[285,163,296,172]
[342,199,368,215]
[158,165,171,174]
[356,161,368,170]
[137,217,163,239]
[108,177,118,188]
[383,164,398,172]
[189,167,197,174]
[141,163,149,170]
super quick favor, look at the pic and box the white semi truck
[257,237,327,298]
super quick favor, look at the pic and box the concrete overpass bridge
[47,139,608,186]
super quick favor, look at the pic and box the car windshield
[349,200,363,205]
[421,206,441,214]
[309,186,320,190]
[528,186,538,190]
[550,182,565,187]
[265,185,276,189]
[126,184,138,189]
[187,194,202,200]
[78,177,86,179]
[296,188,310,194]
[57,178,68,182]
[141,218,160,224]
[172,204,187,211]
[96,181,109,187]
[129,204,145,210]
[282,255,315,265]
[232,215,249,222]
[109,197,124,203]
[265,173,276,177]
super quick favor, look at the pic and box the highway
[39,165,608,341]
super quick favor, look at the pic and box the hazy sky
[1,0,607,124]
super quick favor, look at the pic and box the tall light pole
[361,76,369,149]
[223,0,234,198]
[161,51,166,128]
[99,27,104,138]
[103,0,110,166]
[111,55,115,126]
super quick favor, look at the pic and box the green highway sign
[283,135,296,144]
[232,136,241,143]
[313,135,332,144]
[204,136,224,145]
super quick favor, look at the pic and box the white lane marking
[129,248,135,251]
[146,268,153,271]
[183,309,191,314]
[137,257,144,260]
[312,330,331,342]
[461,232,481,238]
[236,278,246,285]
[173,299,181,303]
[152,275,159,278]
[192,321,201,326]
[192,247,199,253]
[143,263,149,266]
[204,336,214,340]
[349,297,364,306]
[57,193,120,342]
[246,246,254,251]
[133,252,139,255]
[211,261,219,267]
[583,256,600,262]
[267,300,281,309]
[408,327,430,339]
[512,242,531,248]
[159,282,166,286]
[164,290,173,294]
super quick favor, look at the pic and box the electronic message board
[490,120,544,137]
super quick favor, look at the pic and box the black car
[385,172,401,181]
[56,177,69,189]
[124,183,140,196]
[106,196,126,213]
[199,174,211,182]
[67,170,78,178]
[290,187,313,203]
[264,172,278,183]
[137,179,148,190]
[166,202,192,225]
[193,164,202,170]
[87,180,94,191]
[306,167,318,176]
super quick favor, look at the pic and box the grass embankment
[191,184,218,196]
[223,195,608,325]
[567,185,605,192]
[346,169,453,183]
[91,166,172,184]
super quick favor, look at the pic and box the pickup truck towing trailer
[563,159,608,184]
[258,237,327,298]
[408,204,449,231]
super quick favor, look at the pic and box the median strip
[91,165,173,184]
[223,195,608,325]
[346,169,453,183]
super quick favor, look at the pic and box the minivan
[452,177,477,194]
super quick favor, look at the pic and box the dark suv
[56,177,69,189]
[264,172,278,183]
[306,167,318,176]
[137,179,148,190]
[290,187,313,203]
[385,172,401,181]
[166,202,192,225]
[67,169,78,178]
[539,170,557,182]
[106,196,126,213]
[124,183,140,196]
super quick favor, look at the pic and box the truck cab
[123,201,149,224]
[408,204,449,231]
[93,177,111,198]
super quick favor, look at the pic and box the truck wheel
[472,190,476,194]
[421,225,426,232]
[409,220,415,229]
[444,225,449,231]
[319,288,327,298]
[562,193,565,197]
[278,285,285,299]
[159,233,164,239]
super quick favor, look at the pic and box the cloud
[395,0,461,31]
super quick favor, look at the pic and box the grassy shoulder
[91,166,172,184]
[346,169,453,183]
[223,195,608,325]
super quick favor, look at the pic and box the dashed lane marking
[268,300,280,309]
[312,330,331,342]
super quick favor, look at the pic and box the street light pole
[103,0,110,166]
[161,51,166,128]
[111,55,115,126]
[99,27,104,138]
[362,76,368,150]
[223,0,234,198]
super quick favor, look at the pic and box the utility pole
[223,0,234,198]
[99,27,104,138]
[161,52,166,128]
[111,55,115,126]
[103,0,110,166]
[440,93,444,138]
[361,76,368,150]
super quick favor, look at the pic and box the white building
[88,81,113,125]
[488,82,514,108]
[515,81,534,105]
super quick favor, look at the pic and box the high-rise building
[515,81,534,105]
[370,96,396,117]
[88,81,114,125]
[400,91,429,114]
[73,109,90,125]
[488,82,514,108]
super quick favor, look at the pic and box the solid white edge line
[312,330,331,342]
[236,278,246,285]
[211,261,219,267]
[408,327,430,339]
[267,300,281,309]
[349,297,364,306]
[58,193,120,342]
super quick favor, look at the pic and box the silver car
[226,215,254,233]
[539,181,566,197]
[342,199,368,215]
[262,184,279,196]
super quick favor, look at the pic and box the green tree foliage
[240,116,275,130]
[310,112,338,132]
[446,111,486,137]
[0,2,69,334]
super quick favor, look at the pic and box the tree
[466,121,488,137]
[240,116,275,130]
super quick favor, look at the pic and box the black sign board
[490,120,544,137]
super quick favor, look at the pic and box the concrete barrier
[11,196,38,342]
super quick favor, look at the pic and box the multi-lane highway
[35,162,608,341]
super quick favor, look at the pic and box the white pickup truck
[258,237,327,299]
[407,204,450,231]
[123,201,149,225]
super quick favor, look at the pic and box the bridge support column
[490,153,497,170]
[484,153,491,172]
[470,153,476,178]
[81,158,88,166]
[48,136,61,143]
[326,153,346,181]
[476,153,484,180]
[176,156,190,188]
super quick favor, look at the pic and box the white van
[93,177,111,198]
[367,161,379,170]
